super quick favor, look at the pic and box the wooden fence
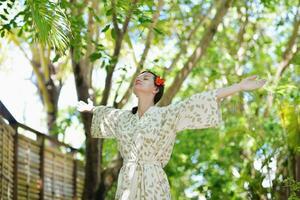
[0,101,85,200]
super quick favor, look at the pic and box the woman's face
[133,72,158,97]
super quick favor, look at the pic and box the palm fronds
[27,0,72,54]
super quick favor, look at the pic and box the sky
[0,39,86,148]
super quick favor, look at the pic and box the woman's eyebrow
[138,74,151,78]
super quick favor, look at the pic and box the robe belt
[123,159,162,199]
[124,158,162,166]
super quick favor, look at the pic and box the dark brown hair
[131,70,165,114]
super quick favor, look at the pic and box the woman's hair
[131,70,165,114]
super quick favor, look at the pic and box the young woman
[77,70,266,200]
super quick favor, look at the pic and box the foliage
[0,0,71,54]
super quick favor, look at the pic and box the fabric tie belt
[124,159,161,166]
[123,159,162,199]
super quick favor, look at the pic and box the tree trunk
[71,47,103,199]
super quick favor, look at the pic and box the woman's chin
[134,84,142,90]
[133,86,148,94]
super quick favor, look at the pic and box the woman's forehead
[138,72,153,78]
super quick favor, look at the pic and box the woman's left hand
[238,75,267,91]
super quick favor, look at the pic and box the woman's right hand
[77,98,94,113]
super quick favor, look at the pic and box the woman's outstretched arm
[216,75,266,101]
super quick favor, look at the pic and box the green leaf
[0,14,8,21]
[153,27,164,35]
[7,3,13,8]
[4,8,9,15]
[0,30,5,37]
[52,54,60,63]
[93,14,101,23]
[89,52,102,62]
[138,16,152,24]
[101,24,110,32]
[106,8,112,16]
[17,27,23,36]
[111,28,117,40]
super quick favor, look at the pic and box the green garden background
[0,0,299,199]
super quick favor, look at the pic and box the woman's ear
[153,86,159,94]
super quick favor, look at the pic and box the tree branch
[116,0,164,108]
[111,0,121,36]
[158,0,233,106]
[166,1,214,73]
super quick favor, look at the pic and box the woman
[77,70,266,200]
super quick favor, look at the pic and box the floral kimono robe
[91,89,223,200]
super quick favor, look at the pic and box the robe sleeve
[90,105,123,139]
[165,89,223,133]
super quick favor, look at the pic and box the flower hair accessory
[155,76,165,86]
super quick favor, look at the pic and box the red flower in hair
[155,76,165,86]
